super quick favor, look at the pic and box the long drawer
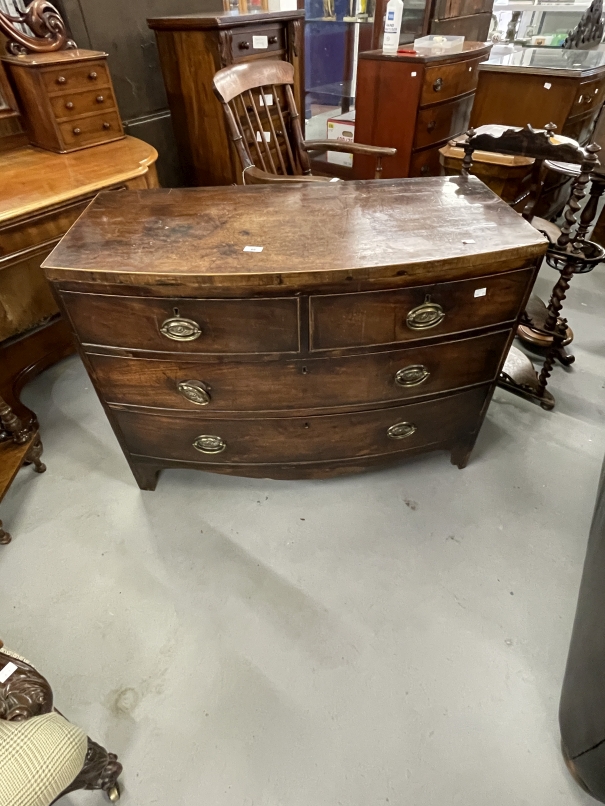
[421,57,482,107]
[60,292,300,354]
[89,329,510,412]
[112,385,489,465]
[310,268,534,350]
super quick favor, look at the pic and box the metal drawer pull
[395,364,430,386]
[177,380,211,406]
[427,120,436,132]
[387,422,417,440]
[65,101,74,109]
[56,76,66,84]
[160,316,202,341]
[239,41,250,49]
[406,300,445,330]
[193,435,226,454]
[73,127,81,135]
[433,77,443,92]
[96,95,105,103]
[103,122,111,129]
[88,71,98,80]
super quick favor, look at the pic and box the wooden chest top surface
[43,177,546,288]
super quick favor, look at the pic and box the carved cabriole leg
[54,737,123,803]
[130,461,160,491]
[0,520,11,545]
[24,433,46,474]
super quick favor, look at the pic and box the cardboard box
[327,111,355,168]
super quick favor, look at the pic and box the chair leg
[0,519,11,545]
[24,433,46,474]
[56,737,123,802]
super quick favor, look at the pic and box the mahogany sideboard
[44,178,546,490]
[148,9,304,186]
[353,42,492,179]
[0,137,158,427]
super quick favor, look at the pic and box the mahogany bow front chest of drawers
[43,178,546,490]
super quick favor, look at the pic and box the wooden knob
[238,41,250,49]
[88,71,98,80]
[102,122,111,129]
[427,120,436,132]
[269,35,278,43]
[73,127,82,135]
[56,76,66,84]
[65,101,74,109]
[96,95,105,103]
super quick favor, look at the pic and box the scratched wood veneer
[43,177,547,489]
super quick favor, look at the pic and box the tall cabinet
[149,10,304,186]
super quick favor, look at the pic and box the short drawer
[42,61,111,94]
[421,57,482,106]
[232,26,285,59]
[61,292,300,354]
[573,77,605,111]
[414,94,474,150]
[88,329,510,412]
[58,111,123,149]
[310,268,534,350]
[409,144,444,177]
[50,87,116,121]
[562,107,601,145]
[112,385,489,465]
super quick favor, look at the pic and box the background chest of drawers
[1,49,124,153]
[147,10,304,186]
[44,178,546,490]
[353,43,492,179]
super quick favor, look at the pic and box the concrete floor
[1,266,604,806]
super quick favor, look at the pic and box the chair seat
[0,713,87,806]
[531,216,562,244]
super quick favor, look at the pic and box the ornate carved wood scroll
[0,0,76,56]
[563,0,604,49]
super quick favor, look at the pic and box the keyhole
[173,307,179,316]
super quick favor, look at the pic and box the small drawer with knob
[58,110,123,149]
[42,61,111,94]
[310,267,534,350]
[59,292,300,355]
[50,87,117,121]
[231,26,285,59]
[414,94,474,150]
[421,56,483,106]
[87,329,510,413]
[111,384,490,466]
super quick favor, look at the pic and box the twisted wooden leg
[25,434,46,474]
[537,318,569,398]
[0,520,11,545]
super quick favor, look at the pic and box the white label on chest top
[0,662,18,683]
[544,82,552,89]
[253,35,268,48]
[474,288,487,298]
[244,246,263,252]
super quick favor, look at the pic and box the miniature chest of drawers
[354,43,492,179]
[43,178,546,490]
[148,10,304,186]
[1,49,124,153]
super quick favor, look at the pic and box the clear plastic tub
[413,35,465,55]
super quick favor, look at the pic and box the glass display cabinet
[491,0,592,47]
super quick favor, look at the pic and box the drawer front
[58,111,123,149]
[573,77,605,111]
[42,61,111,94]
[421,57,482,106]
[113,385,489,465]
[414,94,474,149]
[231,26,285,59]
[61,292,300,354]
[88,329,510,412]
[310,268,534,350]
[562,107,601,144]
[50,87,116,121]
[409,144,444,177]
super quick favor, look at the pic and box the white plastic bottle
[382,0,404,54]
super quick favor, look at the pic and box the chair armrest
[302,140,397,158]
[243,166,340,185]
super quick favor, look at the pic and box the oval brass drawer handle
[177,380,211,405]
[395,364,430,386]
[433,77,443,92]
[387,422,417,440]
[160,316,202,341]
[193,435,226,454]
[406,301,445,330]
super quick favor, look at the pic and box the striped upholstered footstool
[0,644,122,805]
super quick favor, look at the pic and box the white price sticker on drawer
[474,287,487,298]
[253,35,268,48]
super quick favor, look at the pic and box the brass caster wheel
[107,784,121,802]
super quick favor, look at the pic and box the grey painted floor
[1,266,604,806]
